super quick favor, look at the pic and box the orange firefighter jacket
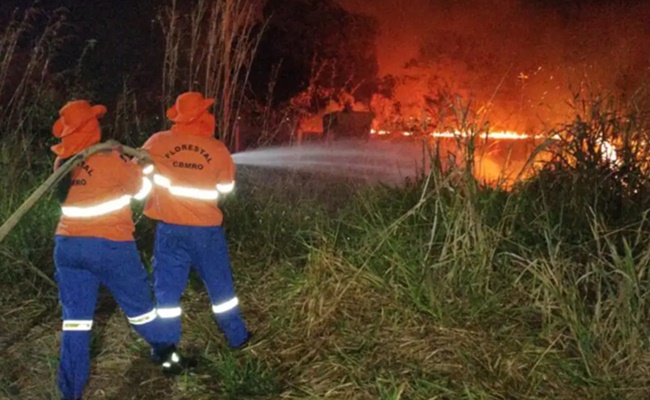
[141,131,235,227]
[55,150,149,241]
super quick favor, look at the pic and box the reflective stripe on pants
[153,222,249,347]
[54,236,173,399]
[62,320,93,331]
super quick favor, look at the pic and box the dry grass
[5,212,648,399]
[3,104,650,399]
[0,7,63,141]
[1,2,650,399]
[159,0,264,149]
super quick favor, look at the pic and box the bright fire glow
[598,139,618,163]
[367,128,619,186]
[370,129,557,141]
[429,131,551,140]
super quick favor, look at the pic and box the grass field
[1,112,650,399]
[1,5,650,398]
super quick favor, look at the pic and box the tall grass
[215,93,650,398]
[0,7,65,288]
[0,7,64,142]
[1,4,650,399]
[159,0,264,149]
[3,88,650,398]
[0,13,63,394]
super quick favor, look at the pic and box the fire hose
[0,140,150,249]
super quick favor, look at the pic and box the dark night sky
[2,0,164,103]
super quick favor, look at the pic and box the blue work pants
[152,222,249,348]
[54,236,170,400]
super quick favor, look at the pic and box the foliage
[158,0,264,150]
[1,3,650,399]
[4,90,650,397]
[0,7,66,143]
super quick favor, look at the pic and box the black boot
[151,345,197,375]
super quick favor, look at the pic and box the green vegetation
[1,4,650,400]
[3,101,650,399]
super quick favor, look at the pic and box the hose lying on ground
[0,141,149,245]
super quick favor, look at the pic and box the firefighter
[51,100,186,400]
[140,92,251,353]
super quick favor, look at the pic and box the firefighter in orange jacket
[51,100,186,400]
[141,92,251,351]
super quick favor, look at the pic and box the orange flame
[370,129,559,141]
[428,131,552,140]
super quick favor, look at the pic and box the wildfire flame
[369,128,619,166]
[597,138,618,164]
[370,129,555,140]
[369,128,546,185]
[428,131,551,140]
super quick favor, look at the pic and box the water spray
[231,139,433,183]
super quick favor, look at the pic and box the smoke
[337,0,650,130]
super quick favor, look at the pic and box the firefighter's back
[143,130,235,227]
[57,150,141,241]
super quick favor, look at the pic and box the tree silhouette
[251,0,380,108]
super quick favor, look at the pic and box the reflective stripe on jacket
[56,150,151,241]
[141,131,235,227]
